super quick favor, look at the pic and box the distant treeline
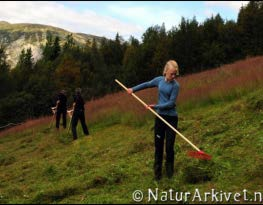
[0,1,262,126]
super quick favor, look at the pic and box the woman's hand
[67,109,74,117]
[127,88,133,94]
[145,104,156,109]
[51,107,57,114]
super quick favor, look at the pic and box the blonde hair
[163,60,179,76]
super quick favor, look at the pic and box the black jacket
[73,94,85,111]
[57,93,67,111]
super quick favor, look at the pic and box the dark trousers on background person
[154,114,178,180]
[71,109,89,140]
[56,109,67,129]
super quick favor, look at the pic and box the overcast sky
[0,1,249,40]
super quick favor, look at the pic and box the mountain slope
[0,21,104,68]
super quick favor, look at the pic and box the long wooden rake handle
[49,107,56,129]
[67,116,72,133]
[115,79,201,152]
[67,109,74,134]
[49,114,55,129]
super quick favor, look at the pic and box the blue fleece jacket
[132,76,180,116]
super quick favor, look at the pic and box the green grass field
[0,84,262,203]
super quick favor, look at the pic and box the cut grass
[0,85,262,203]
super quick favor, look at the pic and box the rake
[115,79,212,160]
[49,107,57,129]
[67,109,74,134]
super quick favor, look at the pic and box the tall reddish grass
[1,56,262,137]
[0,116,51,137]
[176,56,263,104]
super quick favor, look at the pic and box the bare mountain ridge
[0,21,104,68]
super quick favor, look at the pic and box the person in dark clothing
[71,88,89,140]
[55,90,67,129]
[127,60,180,181]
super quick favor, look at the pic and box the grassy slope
[0,85,262,204]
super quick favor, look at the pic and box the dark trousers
[154,115,178,179]
[56,109,67,128]
[71,110,89,140]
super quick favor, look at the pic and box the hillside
[0,57,263,203]
[0,21,104,68]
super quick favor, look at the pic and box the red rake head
[188,150,212,160]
